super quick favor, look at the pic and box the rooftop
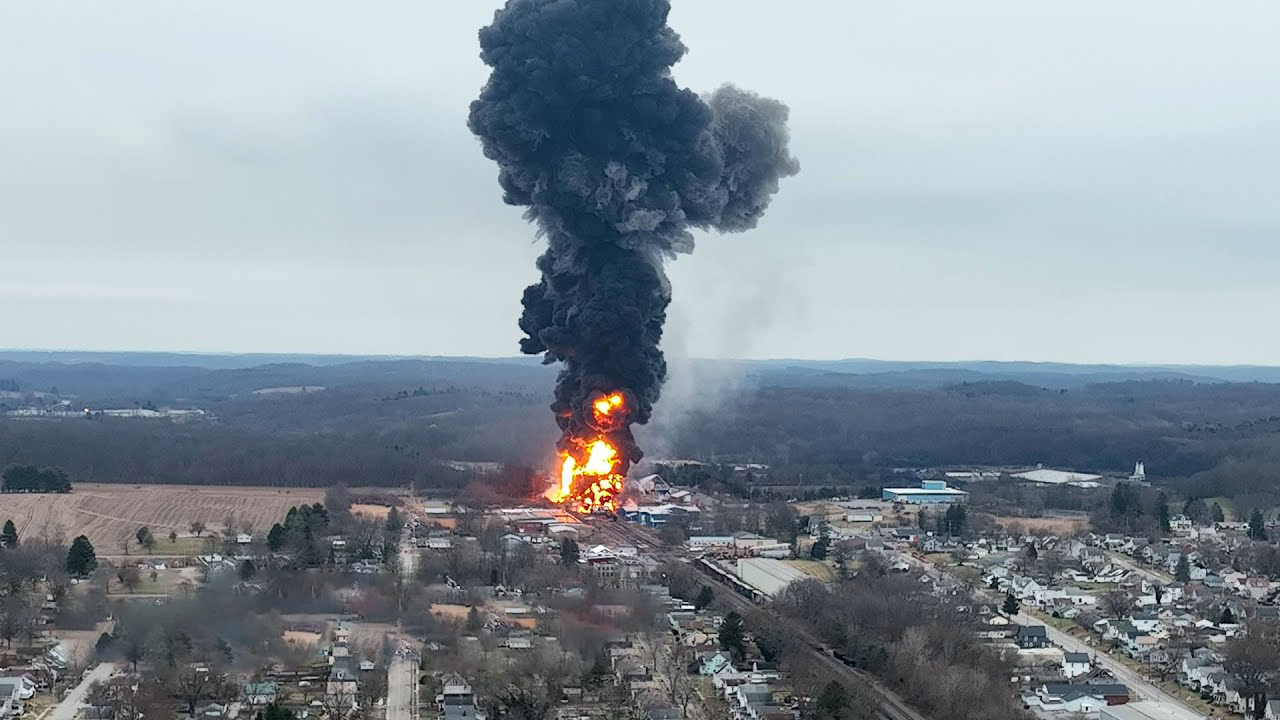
[1013,468,1104,486]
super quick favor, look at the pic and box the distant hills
[1,351,1279,405]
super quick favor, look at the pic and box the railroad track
[591,517,932,720]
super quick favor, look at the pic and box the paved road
[399,536,417,578]
[387,656,417,720]
[1106,549,1173,584]
[1015,610,1204,720]
[47,662,117,720]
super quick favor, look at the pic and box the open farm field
[1,484,327,554]
[992,514,1090,536]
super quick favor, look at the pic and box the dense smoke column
[468,0,798,473]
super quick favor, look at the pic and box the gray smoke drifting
[468,0,798,472]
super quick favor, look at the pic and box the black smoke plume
[468,0,798,474]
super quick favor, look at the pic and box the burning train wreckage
[469,0,798,513]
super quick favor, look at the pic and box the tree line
[2,464,71,493]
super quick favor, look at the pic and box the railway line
[585,515,932,720]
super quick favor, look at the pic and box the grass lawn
[1201,497,1238,521]
[108,568,197,596]
[1161,683,1215,715]
[149,536,211,555]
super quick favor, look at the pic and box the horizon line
[1,347,1278,371]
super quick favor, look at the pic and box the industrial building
[735,558,811,598]
[686,532,790,558]
[1012,467,1103,488]
[618,502,700,527]
[881,480,969,504]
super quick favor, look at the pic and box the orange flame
[592,392,624,425]
[549,438,625,513]
[547,392,629,513]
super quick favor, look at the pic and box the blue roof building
[882,480,969,504]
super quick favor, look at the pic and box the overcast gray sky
[1,1,1277,364]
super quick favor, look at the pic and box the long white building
[735,558,811,598]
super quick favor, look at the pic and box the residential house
[1027,684,1131,714]
[700,652,734,677]
[725,682,798,720]
[1016,625,1051,650]
[0,679,24,719]
[439,672,486,720]
[243,681,278,705]
[1129,612,1163,635]
[1062,653,1092,679]
[0,676,34,702]
[326,641,358,712]
[976,615,1016,641]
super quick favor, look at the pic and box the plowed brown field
[1,484,326,554]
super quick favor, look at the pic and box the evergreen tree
[267,523,286,552]
[1220,606,1236,625]
[66,535,97,576]
[1002,592,1020,615]
[255,703,297,720]
[94,632,114,654]
[465,606,483,633]
[694,586,715,610]
[810,537,829,560]
[1156,492,1171,534]
[1248,509,1267,541]
[814,680,851,719]
[1,520,17,549]
[239,559,257,581]
[1174,555,1191,582]
[385,506,402,535]
[1183,498,1208,525]
[718,611,746,658]
[1211,503,1226,523]
[942,505,967,536]
[1110,484,1144,519]
[917,508,930,530]
[559,538,580,565]
[135,526,155,552]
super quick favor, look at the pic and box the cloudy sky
[1,1,1277,364]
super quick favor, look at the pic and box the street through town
[386,656,417,720]
[46,663,117,720]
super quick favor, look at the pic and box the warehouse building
[1012,467,1103,488]
[881,480,969,504]
[735,558,811,598]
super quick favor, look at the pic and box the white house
[1062,652,1092,679]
